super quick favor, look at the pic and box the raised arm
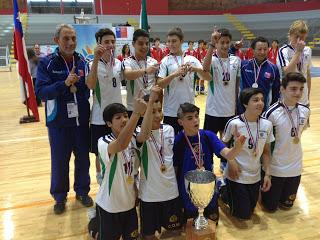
[86,44,106,89]
[283,39,305,74]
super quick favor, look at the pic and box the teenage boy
[261,72,310,212]
[123,29,159,117]
[234,36,280,113]
[222,88,274,220]
[86,28,123,184]
[195,40,207,95]
[202,28,241,172]
[95,93,148,240]
[157,27,207,135]
[277,20,312,106]
[268,39,279,64]
[173,103,246,223]
[184,41,197,58]
[136,86,181,239]
[150,37,164,63]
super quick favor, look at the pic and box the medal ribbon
[252,58,267,86]
[173,55,185,80]
[135,56,148,88]
[184,131,203,168]
[282,101,300,138]
[242,114,260,154]
[215,53,230,82]
[150,125,164,166]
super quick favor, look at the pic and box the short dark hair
[198,39,204,44]
[121,44,130,55]
[103,103,127,123]
[188,41,194,45]
[154,37,160,42]
[133,29,149,42]
[27,48,36,59]
[282,72,306,88]
[240,88,264,107]
[167,27,184,41]
[143,91,163,104]
[177,103,199,119]
[217,28,232,40]
[272,39,279,44]
[251,36,269,49]
[95,28,115,43]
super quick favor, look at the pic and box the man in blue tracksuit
[230,36,280,113]
[36,24,93,214]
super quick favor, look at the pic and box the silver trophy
[185,169,216,230]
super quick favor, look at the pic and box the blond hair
[288,20,309,37]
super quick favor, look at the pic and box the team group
[35,19,311,240]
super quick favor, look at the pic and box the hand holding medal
[65,66,80,93]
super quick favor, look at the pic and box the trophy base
[186,219,216,240]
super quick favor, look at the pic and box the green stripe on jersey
[108,154,118,195]
[130,80,135,96]
[99,153,106,178]
[209,66,214,94]
[141,142,148,179]
[95,80,101,106]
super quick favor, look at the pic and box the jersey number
[248,138,253,149]
[112,77,117,88]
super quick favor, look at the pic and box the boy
[277,20,312,106]
[95,94,147,240]
[268,39,279,64]
[123,29,159,117]
[184,41,197,58]
[136,86,182,239]
[86,28,123,184]
[202,28,241,172]
[150,37,164,63]
[195,40,207,95]
[157,27,207,135]
[173,103,246,223]
[261,72,310,212]
[222,88,274,220]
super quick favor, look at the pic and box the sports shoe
[54,200,66,215]
[76,195,94,207]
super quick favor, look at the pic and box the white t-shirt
[158,54,202,117]
[95,135,140,213]
[136,124,179,202]
[90,59,123,125]
[123,56,158,111]
[222,115,274,184]
[277,44,312,105]
[263,102,310,177]
[205,55,241,117]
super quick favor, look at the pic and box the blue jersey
[173,130,225,215]
[239,58,280,113]
[36,48,90,128]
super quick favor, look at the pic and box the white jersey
[205,55,241,117]
[223,115,274,184]
[95,135,140,213]
[123,56,158,111]
[90,59,122,125]
[277,44,312,105]
[136,124,179,202]
[263,102,310,177]
[158,54,202,117]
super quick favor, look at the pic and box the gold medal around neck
[223,81,229,86]
[253,150,258,158]
[126,176,134,185]
[198,166,205,171]
[160,164,167,173]
[70,84,77,93]
[293,137,300,144]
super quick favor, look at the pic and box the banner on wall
[72,24,134,60]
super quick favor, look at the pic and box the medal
[173,55,184,81]
[252,83,258,88]
[135,56,148,88]
[184,131,204,169]
[198,166,205,171]
[160,164,167,173]
[70,84,77,93]
[282,101,300,144]
[242,114,260,158]
[293,136,300,144]
[215,53,230,86]
[223,81,229,86]
[126,176,134,185]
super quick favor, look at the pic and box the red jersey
[117,54,130,62]
[268,47,278,64]
[162,47,170,57]
[150,47,164,63]
[236,49,245,60]
[196,48,207,63]
[184,49,197,57]
[244,48,254,60]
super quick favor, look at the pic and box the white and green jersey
[158,54,202,117]
[205,55,240,117]
[90,58,122,125]
[95,135,140,213]
[123,56,158,111]
[136,124,179,202]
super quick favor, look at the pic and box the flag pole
[19,80,36,124]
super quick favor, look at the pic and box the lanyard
[281,101,300,138]
[135,56,148,88]
[184,131,203,169]
[100,57,114,78]
[173,55,185,81]
[150,125,164,166]
[242,114,260,154]
[215,53,230,83]
[252,58,268,87]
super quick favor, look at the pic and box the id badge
[67,102,79,118]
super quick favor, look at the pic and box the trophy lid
[185,169,216,184]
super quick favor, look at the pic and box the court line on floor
[0,135,48,144]
[0,193,97,212]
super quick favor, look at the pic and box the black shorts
[140,197,182,236]
[204,114,234,134]
[261,171,301,212]
[96,205,139,240]
[90,124,110,155]
[163,116,182,135]
[226,179,260,219]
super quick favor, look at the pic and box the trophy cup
[185,169,216,230]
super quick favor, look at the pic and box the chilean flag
[13,0,39,121]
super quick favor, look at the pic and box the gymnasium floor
[0,58,320,240]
